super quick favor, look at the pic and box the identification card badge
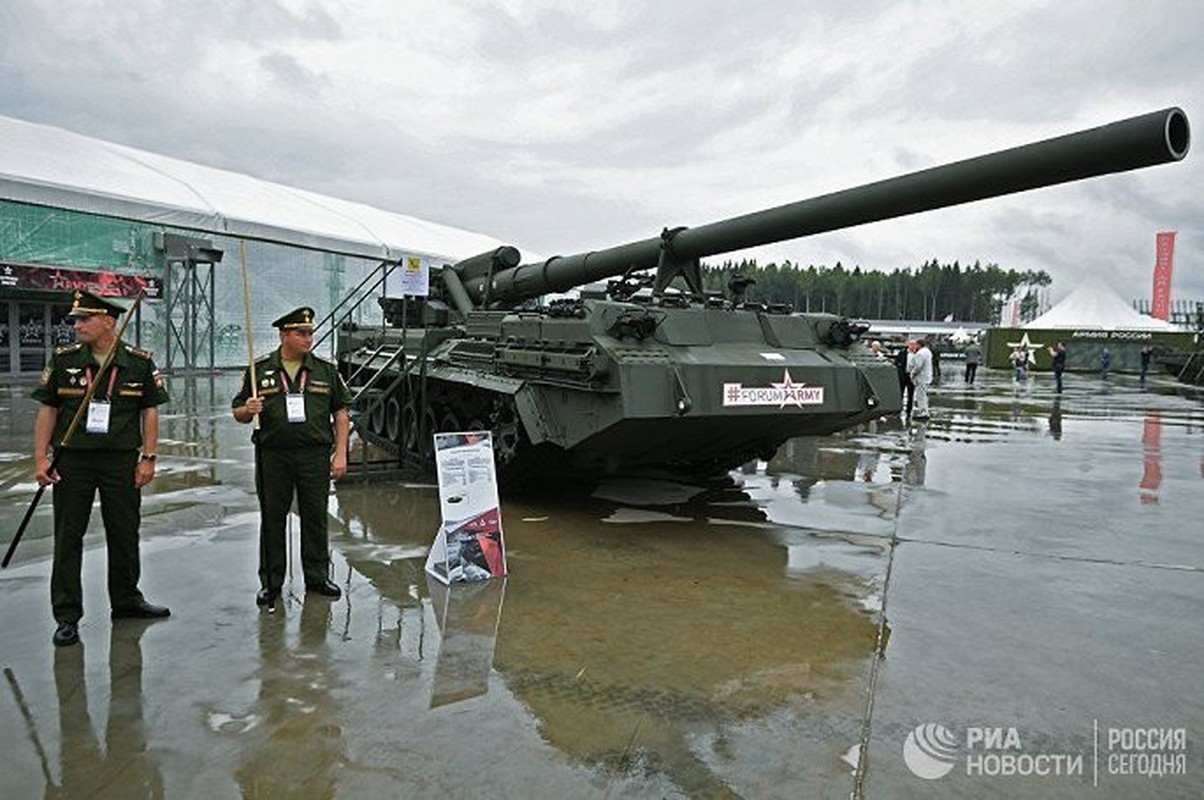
[86,400,112,434]
[286,394,306,423]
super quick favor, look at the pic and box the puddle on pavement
[327,474,883,795]
[2,370,1202,796]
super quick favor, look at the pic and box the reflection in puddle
[331,476,883,793]
[491,517,879,795]
[1140,414,1162,504]
[592,478,707,506]
[231,604,347,797]
[48,621,166,797]
[427,576,506,708]
[206,710,262,734]
[602,507,693,524]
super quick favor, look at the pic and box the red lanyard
[84,364,120,400]
[278,367,308,394]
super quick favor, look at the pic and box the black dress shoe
[111,600,171,620]
[305,580,342,599]
[53,622,79,647]
[256,588,280,608]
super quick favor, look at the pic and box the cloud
[1,0,1201,301]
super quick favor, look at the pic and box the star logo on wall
[1006,332,1043,365]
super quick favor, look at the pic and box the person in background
[232,307,352,610]
[1100,347,1112,380]
[906,338,934,421]
[1048,341,1068,394]
[893,343,914,417]
[1139,345,1154,388]
[1049,398,1064,440]
[1011,344,1030,383]
[32,291,171,648]
[963,339,982,385]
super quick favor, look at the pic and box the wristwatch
[139,453,157,462]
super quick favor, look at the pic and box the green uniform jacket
[232,349,352,448]
[32,343,169,450]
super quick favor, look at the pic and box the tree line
[700,259,1051,322]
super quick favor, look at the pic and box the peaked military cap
[273,306,316,330]
[68,290,125,317]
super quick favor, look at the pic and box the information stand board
[424,431,507,584]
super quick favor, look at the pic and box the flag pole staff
[4,668,56,789]
[240,240,260,430]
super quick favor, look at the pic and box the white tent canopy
[0,114,511,263]
[1025,278,1177,331]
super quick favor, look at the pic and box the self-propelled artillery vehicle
[337,107,1189,481]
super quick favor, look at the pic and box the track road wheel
[400,401,420,460]
[420,407,438,469]
[369,395,386,436]
[438,409,462,435]
[385,396,402,443]
[491,400,525,468]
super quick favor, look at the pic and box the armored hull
[340,298,897,478]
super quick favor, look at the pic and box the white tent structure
[0,114,528,373]
[1025,278,1178,331]
[0,114,508,262]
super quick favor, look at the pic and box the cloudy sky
[2,0,1201,305]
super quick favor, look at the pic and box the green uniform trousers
[254,445,332,592]
[51,449,144,623]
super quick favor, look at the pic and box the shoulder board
[309,354,336,368]
[54,343,83,355]
[255,353,275,365]
[123,344,154,359]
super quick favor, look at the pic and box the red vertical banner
[1151,231,1175,320]
[1004,296,1021,327]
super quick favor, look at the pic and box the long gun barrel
[458,106,1188,306]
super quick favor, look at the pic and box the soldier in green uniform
[32,291,171,648]
[232,306,352,609]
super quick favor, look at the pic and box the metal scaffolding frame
[161,233,223,372]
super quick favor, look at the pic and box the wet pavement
[0,369,1201,798]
